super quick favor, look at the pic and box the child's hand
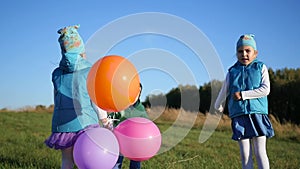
[101,118,109,127]
[101,117,119,130]
[215,107,224,113]
[233,91,242,101]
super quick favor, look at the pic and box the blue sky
[1,0,299,109]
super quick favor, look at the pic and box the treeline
[0,105,54,113]
[143,68,300,125]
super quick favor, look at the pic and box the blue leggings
[113,155,141,169]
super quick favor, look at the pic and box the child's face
[236,46,258,66]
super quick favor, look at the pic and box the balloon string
[166,155,200,169]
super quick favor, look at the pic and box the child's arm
[91,102,108,124]
[214,73,229,112]
[241,64,270,100]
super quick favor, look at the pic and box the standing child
[45,25,108,169]
[215,34,274,169]
[110,83,149,169]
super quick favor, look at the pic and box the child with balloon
[109,83,149,169]
[44,25,109,169]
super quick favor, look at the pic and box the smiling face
[236,46,258,66]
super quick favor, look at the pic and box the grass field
[0,109,300,169]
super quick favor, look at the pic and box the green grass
[0,112,60,169]
[0,111,300,169]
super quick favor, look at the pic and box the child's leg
[61,147,74,169]
[253,136,269,169]
[238,139,253,169]
[113,155,124,169]
[129,160,141,169]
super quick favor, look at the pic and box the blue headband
[236,34,257,50]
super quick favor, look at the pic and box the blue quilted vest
[51,53,98,132]
[228,59,268,118]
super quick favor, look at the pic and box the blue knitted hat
[236,34,257,50]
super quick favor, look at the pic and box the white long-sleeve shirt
[214,64,270,112]
[92,102,108,120]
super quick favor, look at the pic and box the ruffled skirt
[44,124,100,149]
[231,114,275,141]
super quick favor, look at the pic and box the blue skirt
[231,114,275,141]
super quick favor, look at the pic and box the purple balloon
[73,127,119,169]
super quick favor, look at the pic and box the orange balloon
[87,55,140,112]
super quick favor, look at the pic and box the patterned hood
[57,25,91,72]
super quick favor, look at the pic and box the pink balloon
[73,127,119,169]
[113,117,161,161]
